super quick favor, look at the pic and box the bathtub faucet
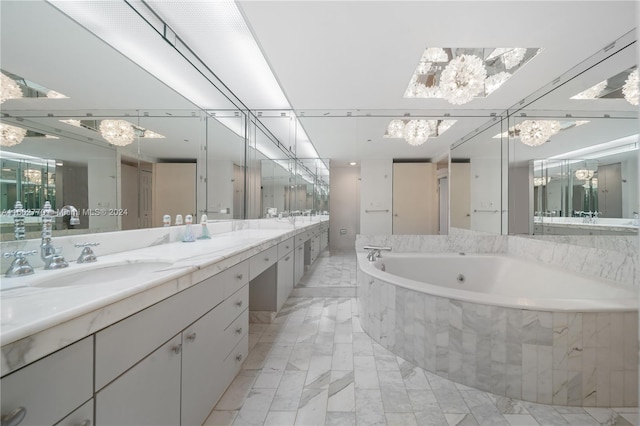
[363,246,391,261]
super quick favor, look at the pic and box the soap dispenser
[198,214,211,239]
[182,214,195,242]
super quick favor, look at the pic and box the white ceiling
[0,1,638,168]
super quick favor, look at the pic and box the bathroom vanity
[0,218,329,426]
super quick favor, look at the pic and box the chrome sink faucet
[76,242,99,263]
[41,201,68,270]
[363,245,392,261]
[3,250,37,277]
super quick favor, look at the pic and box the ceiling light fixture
[439,55,487,105]
[622,69,639,106]
[1,73,23,104]
[403,119,433,146]
[405,47,540,104]
[0,123,27,147]
[574,169,595,180]
[99,120,136,146]
[517,120,561,147]
[386,120,405,138]
[533,177,550,186]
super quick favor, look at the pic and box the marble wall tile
[582,346,598,406]
[521,344,538,402]
[552,368,568,406]
[609,371,624,408]
[537,346,553,404]
[567,371,583,407]
[623,313,638,372]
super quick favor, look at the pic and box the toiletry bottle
[183,214,195,242]
[198,214,211,239]
[163,214,171,227]
[175,214,183,226]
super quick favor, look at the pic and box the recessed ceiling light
[349,162,357,166]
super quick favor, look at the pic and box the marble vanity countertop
[0,220,327,376]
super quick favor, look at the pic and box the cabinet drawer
[1,337,93,426]
[222,333,249,385]
[222,260,249,298]
[95,272,225,391]
[222,309,249,359]
[295,232,307,247]
[277,237,294,259]
[249,246,277,279]
[220,284,249,327]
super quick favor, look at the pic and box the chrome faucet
[40,201,68,270]
[3,250,37,277]
[60,205,80,228]
[75,242,99,263]
[363,245,392,261]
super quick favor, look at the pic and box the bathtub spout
[363,246,391,261]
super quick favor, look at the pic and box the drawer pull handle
[286,245,290,249]
[264,257,270,262]
[236,273,243,280]
[285,256,290,261]
[1,407,26,426]
[236,354,243,362]
[235,300,243,307]
[186,332,197,342]
[171,344,182,354]
[236,327,243,335]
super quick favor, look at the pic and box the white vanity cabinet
[96,334,183,426]
[294,242,305,285]
[0,336,93,426]
[276,247,294,311]
[55,400,94,426]
[94,261,250,426]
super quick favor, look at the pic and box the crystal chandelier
[440,55,487,105]
[0,123,27,147]
[421,47,448,63]
[574,169,595,180]
[622,69,639,106]
[386,120,405,138]
[517,120,561,147]
[1,73,23,104]
[533,177,550,186]
[500,48,526,70]
[403,120,433,146]
[99,120,135,146]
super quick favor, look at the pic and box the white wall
[360,159,392,235]
[207,160,234,220]
[329,165,360,251]
[470,157,502,234]
[88,157,118,231]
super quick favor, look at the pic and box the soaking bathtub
[356,252,638,407]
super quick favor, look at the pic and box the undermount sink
[31,261,174,289]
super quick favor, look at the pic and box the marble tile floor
[295,250,357,288]
[205,294,638,426]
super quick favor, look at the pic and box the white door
[392,162,438,234]
[139,170,152,229]
[439,176,449,235]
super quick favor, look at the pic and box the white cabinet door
[55,399,93,426]
[276,252,294,311]
[294,244,305,285]
[0,337,93,426]
[95,335,182,426]
[180,305,226,426]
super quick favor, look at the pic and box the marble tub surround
[356,234,508,255]
[0,218,328,376]
[356,268,639,407]
[357,233,636,288]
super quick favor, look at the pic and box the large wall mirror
[507,31,638,238]
[1,2,330,243]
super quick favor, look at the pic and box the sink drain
[456,274,465,283]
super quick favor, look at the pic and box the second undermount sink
[31,261,174,289]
